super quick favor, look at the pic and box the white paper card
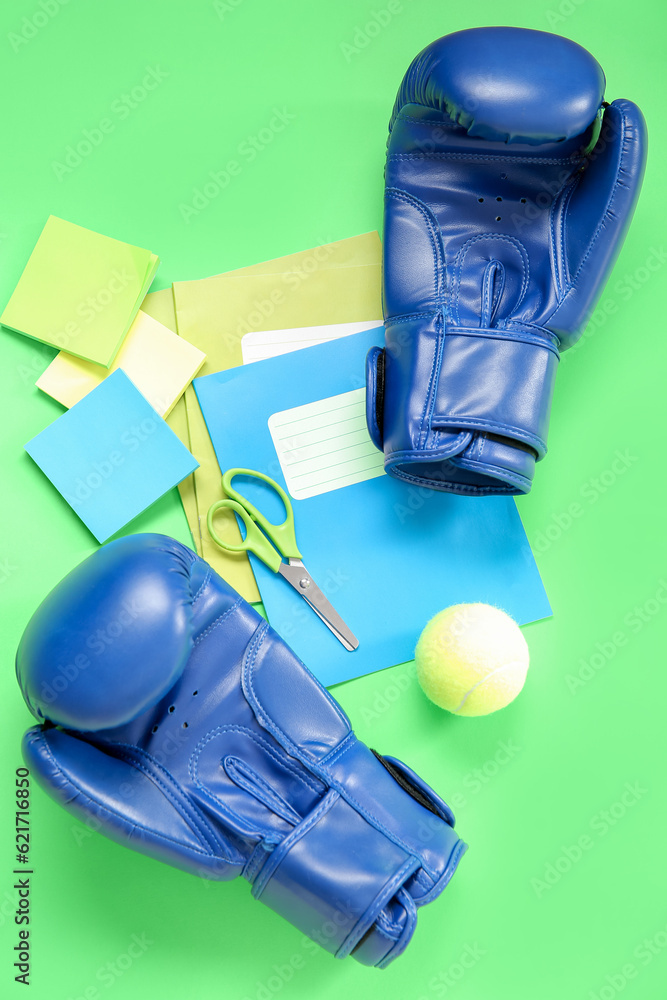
[241,320,383,364]
[268,388,385,500]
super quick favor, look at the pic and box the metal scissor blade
[278,560,359,652]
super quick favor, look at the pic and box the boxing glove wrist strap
[250,790,420,961]
[430,325,560,458]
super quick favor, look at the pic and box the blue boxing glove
[366,27,647,495]
[15,534,465,967]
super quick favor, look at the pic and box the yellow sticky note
[36,310,206,418]
[1,215,159,367]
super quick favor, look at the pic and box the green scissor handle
[207,468,302,574]
[207,499,283,573]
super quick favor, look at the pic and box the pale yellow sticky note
[142,288,201,557]
[165,393,200,554]
[36,310,206,418]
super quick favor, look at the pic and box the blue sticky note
[25,369,198,542]
[194,329,551,687]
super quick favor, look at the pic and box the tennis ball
[415,603,529,716]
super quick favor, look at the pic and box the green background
[1,1,665,998]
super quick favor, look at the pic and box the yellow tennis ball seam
[414,602,529,716]
[452,661,529,715]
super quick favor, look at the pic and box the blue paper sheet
[25,369,198,543]
[194,329,551,687]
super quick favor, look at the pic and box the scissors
[207,468,359,652]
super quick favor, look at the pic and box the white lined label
[268,388,385,499]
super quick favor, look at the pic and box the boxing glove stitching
[187,766,283,841]
[512,320,561,344]
[412,840,468,906]
[569,110,628,283]
[392,428,472,454]
[374,907,402,937]
[453,235,529,324]
[244,842,275,883]
[383,188,446,447]
[550,177,579,296]
[319,731,355,765]
[481,260,505,326]
[34,732,230,860]
[395,114,459,129]
[450,455,531,492]
[412,869,434,891]
[387,312,439,323]
[446,328,559,355]
[192,597,243,646]
[243,622,352,738]
[190,567,212,605]
[386,188,444,445]
[251,788,339,899]
[390,460,523,495]
[338,857,419,961]
[244,634,439,876]
[388,152,584,166]
[418,311,445,450]
[385,187,445,301]
[223,756,303,826]
[559,180,578,290]
[433,416,546,454]
[154,541,196,564]
[321,777,436,880]
[107,744,225,854]
[189,724,323,796]
[456,432,538,460]
[375,888,418,968]
[153,541,199,578]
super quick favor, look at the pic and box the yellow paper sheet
[141,286,178,333]
[35,310,206,417]
[172,232,382,602]
[142,288,200,554]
